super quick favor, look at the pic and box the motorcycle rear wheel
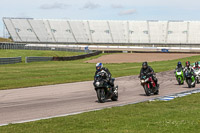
[193,83,196,87]
[154,89,159,95]
[111,86,118,101]
[196,78,200,84]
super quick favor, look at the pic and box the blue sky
[1,0,200,37]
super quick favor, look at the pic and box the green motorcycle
[175,68,184,85]
[185,69,196,88]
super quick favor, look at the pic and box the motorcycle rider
[94,63,114,90]
[175,61,184,71]
[174,61,184,78]
[140,62,159,87]
[184,61,195,77]
[193,61,200,70]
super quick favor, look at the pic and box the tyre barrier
[52,51,101,61]
[25,51,101,63]
[0,57,22,65]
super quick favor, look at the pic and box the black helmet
[142,62,148,69]
[195,61,199,67]
[186,61,190,67]
[177,61,182,67]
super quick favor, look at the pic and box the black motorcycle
[185,70,195,88]
[93,71,118,103]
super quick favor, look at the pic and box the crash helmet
[177,61,182,67]
[142,62,148,69]
[96,63,103,71]
[186,61,190,67]
[195,61,199,67]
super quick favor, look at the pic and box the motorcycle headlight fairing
[141,80,145,83]
[96,81,100,86]
[177,72,182,75]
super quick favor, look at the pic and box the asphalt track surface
[0,70,198,125]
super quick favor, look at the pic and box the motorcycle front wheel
[144,84,151,96]
[178,78,181,85]
[187,79,192,88]
[97,89,106,103]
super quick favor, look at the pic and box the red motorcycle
[140,74,159,96]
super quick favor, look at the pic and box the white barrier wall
[3,18,200,44]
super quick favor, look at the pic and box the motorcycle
[93,71,118,103]
[175,68,184,85]
[140,74,159,96]
[185,70,196,88]
[194,69,200,84]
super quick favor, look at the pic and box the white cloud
[82,1,100,9]
[119,9,136,16]
[40,2,69,10]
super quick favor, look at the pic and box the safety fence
[25,57,53,63]
[52,51,101,61]
[0,43,90,53]
[0,57,22,65]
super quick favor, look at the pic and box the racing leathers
[140,66,158,87]
[193,66,200,70]
[94,67,114,88]
[184,66,195,77]
[175,66,184,72]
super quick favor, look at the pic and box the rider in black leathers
[184,61,195,77]
[94,63,114,88]
[140,62,159,87]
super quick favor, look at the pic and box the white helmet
[96,63,103,71]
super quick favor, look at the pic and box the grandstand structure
[3,18,200,45]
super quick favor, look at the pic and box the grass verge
[0,92,200,133]
[0,50,200,90]
[0,49,85,62]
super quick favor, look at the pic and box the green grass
[0,49,85,62]
[0,50,200,90]
[1,50,200,132]
[1,92,200,133]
